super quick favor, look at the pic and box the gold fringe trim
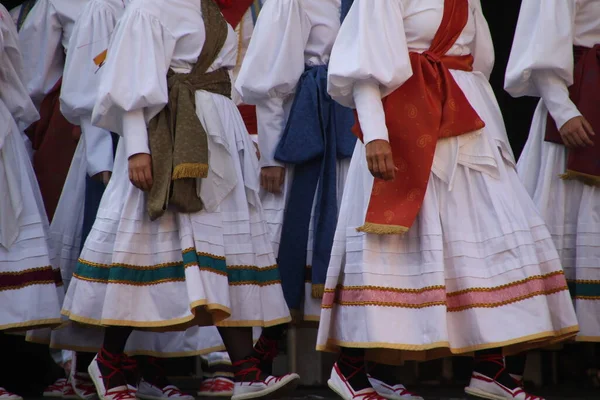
[311,283,325,299]
[172,163,209,179]
[356,222,409,235]
[559,170,600,187]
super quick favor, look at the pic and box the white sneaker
[43,378,67,398]
[0,388,22,400]
[88,355,136,400]
[231,374,300,400]
[327,363,386,400]
[137,380,194,400]
[465,372,545,400]
[368,376,423,400]
[70,353,98,400]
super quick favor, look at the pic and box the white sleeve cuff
[532,72,581,130]
[122,109,150,159]
[353,81,389,144]
[81,116,114,176]
[256,99,286,169]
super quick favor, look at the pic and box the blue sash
[274,64,356,310]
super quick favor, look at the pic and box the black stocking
[75,352,96,373]
[97,327,134,390]
[337,348,371,391]
[137,356,170,388]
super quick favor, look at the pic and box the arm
[328,0,411,181]
[18,0,64,109]
[470,0,494,80]
[235,0,310,168]
[505,0,577,98]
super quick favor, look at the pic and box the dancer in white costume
[60,1,299,400]
[0,4,62,400]
[17,0,89,222]
[315,1,579,400]
[235,0,357,379]
[197,2,263,397]
[52,1,219,399]
[505,0,600,343]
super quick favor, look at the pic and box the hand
[253,142,261,160]
[92,170,112,186]
[260,166,285,193]
[559,116,595,148]
[128,153,153,191]
[365,139,397,181]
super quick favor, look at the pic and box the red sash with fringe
[354,0,485,235]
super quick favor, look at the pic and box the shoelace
[97,348,130,393]
[337,357,386,400]
[104,387,135,400]
[474,355,542,400]
[63,384,78,396]
[474,354,506,381]
[233,357,286,385]
[254,336,279,362]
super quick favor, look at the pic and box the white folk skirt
[261,159,350,321]
[316,70,579,363]
[61,91,291,330]
[0,101,62,331]
[517,100,600,342]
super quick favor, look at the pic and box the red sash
[218,0,255,28]
[544,45,600,185]
[25,78,80,222]
[354,0,485,235]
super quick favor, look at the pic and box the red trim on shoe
[0,388,19,397]
[471,373,544,400]
[211,379,234,393]
[44,378,67,393]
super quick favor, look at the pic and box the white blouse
[0,5,39,133]
[235,0,343,168]
[91,0,237,160]
[505,0,600,130]
[327,0,493,145]
[18,0,89,109]
[60,0,131,176]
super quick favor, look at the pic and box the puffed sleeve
[91,8,176,160]
[328,0,411,144]
[0,7,39,132]
[470,0,494,80]
[505,0,580,128]
[235,0,310,168]
[18,0,64,110]
[61,2,119,175]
